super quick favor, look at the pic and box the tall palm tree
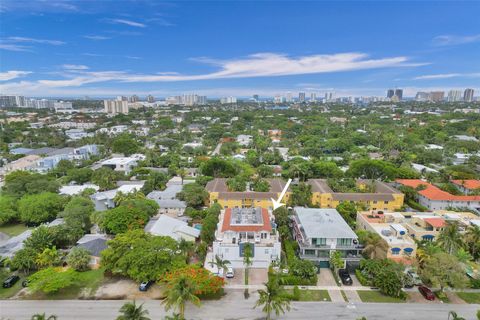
[437,222,464,255]
[243,243,253,285]
[31,314,57,320]
[465,225,480,259]
[116,301,150,320]
[162,276,201,320]
[254,278,291,320]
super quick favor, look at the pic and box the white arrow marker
[271,178,292,210]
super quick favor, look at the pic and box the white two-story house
[212,207,281,268]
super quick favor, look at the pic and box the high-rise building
[129,95,139,103]
[15,95,26,107]
[430,91,445,102]
[448,90,463,102]
[146,95,155,103]
[253,94,259,102]
[0,95,17,108]
[116,96,128,101]
[197,96,207,105]
[54,101,73,113]
[310,93,317,102]
[464,88,475,102]
[104,99,129,115]
[298,92,306,102]
[220,96,237,104]
[387,89,395,99]
[286,92,292,103]
[274,95,285,104]
[394,89,403,101]
[324,92,334,101]
[415,92,430,102]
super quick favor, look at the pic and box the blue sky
[0,0,479,98]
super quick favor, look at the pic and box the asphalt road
[1,298,479,320]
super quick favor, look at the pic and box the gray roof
[294,207,357,240]
[76,236,107,257]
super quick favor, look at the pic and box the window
[314,238,326,246]
[305,249,316,256]
[337,238,352,246]
[264,249,269,254]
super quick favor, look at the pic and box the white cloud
[83,35,111,40]
[0,52,426,95]
[62,64,89,70]
[414,73,480,80]
[7,36,65,45]
[433,34,480,46]
[0,70,32,81]
[107,19,146,28]
[0,43,31,52]
[49,52,421,86]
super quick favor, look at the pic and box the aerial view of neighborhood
[0,1,479,319]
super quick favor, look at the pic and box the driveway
[350,273,365,287]
[407,292,441,304]
[344,290,362,303]
[93,279,165,300]
[248,268,268,285]
[317,269,339,286]
[225,268,245,285]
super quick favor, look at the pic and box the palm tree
[162,276,201,320]
[212,255,231,275]
[31,314,57,320]
[416,242,442,267]
[243,243,253,285]
[465,225,480,259]
[437,222,464,255]
[254,278,291,320]
[448,311,466,320]
[178,239,194,262]
[116,301,150,320]
[360,232,388,259]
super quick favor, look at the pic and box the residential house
[75,234,108,268]
[91,181,145,211]
[211,207,281,268]
[356,211,416,264]
[60,184,99,196]
[147,177,190,216]
[236,135,253,146]
[451,180,480,195]
[395,179,480,213]
[145,214,200,241]
[292,207,361,268]
[101,156,138,175]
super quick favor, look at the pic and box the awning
[391,247,401,252]
[404,248,414,253]
[422,234,435,240]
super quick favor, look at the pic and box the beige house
[1,155,41,175]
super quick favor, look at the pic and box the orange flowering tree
[161,265,224,295]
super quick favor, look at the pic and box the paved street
[1,295,479,320]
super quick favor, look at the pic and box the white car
[226,267,235,278]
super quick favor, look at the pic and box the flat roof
[294,207,357,239]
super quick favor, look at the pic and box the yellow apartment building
[307,179,404,211]
[205,178,291,210]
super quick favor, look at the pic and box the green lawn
[285,289,331,302]
[0,223,31,237]
[0,269,25,299]
[456,292,480,304]
[25,268,105,300]
[357,290,405,303]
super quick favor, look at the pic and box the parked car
[226,267,235,278]
[418,285,435,301]
[2,275,20,288]
[338,269,353,286]
[139,280,154,292]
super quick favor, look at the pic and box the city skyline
[1,1,480,97]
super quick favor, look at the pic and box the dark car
[139,280,154,292]
[2,275,20,288]
[338,269,353,286]
[418,285,435,301]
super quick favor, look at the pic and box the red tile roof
[451,180,480,190]
[423,218,446,228]
[396,179,480,201]
[221,208,272,233]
